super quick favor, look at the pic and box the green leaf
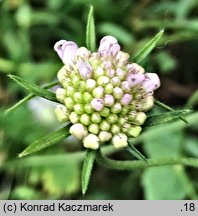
[133,29,164,63]
[5,80,59,114]
[81,149,96,195]
[18,124,71,157]
[144,109,191,127]
[8,74,58,103]
[86,5,96,51]
[154,100,188,124]
[126,145,148,164]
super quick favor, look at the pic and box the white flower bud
[56,88,66,103]
[133,112,147,125]
[83,134,99,150]
[54,105,69,122]
[69,112,79,124]
[99,131,112,142]
[141,96,154,111]
[112,133,128,148]
[86,79,96,90]
[69,123,88,140]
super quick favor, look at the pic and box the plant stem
[96,148,198,170]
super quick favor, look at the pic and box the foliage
[1,0,198,200]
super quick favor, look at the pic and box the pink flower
[91,98,104,111]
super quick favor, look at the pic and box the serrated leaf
[86,5,96,51]
[145,109,191,127]
[126,145,148,164]
[133,29,164,63]
[5,80,59,114]
[18,124,71,157]
[8,74,58,102]
[81,149,96,195]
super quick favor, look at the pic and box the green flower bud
[78,81,86,92]
[113,87,123,99]
[54,105,69,122]
[107,114,118,124]
[132,112,147,125]
[104,83,114,94]
[84,104,94,114]
[57,66,68,83]
[111,103,122,114]
[141,96,154,111]
[92,86,104,98]
[128,111,136,121]
[100,107,110,117]
[91,112,102,123]
[97,76,110,86]
[118,117,127,125]
[122,123,130,133]
[74,104,84,115]
[69,112,79,123]
[56,88,66,103]
[83,134,99,150]
[112,133,128,148]
[80,113,90,126]
[64,97,74,110]
[88,123,100,134]
[111,124,120,134]
[73,92,83,103]
[86,79,96,91]
[83,92,93,103]
[121,107,129,115]
[100,120,110,131]
[72,75,80,88]
[127,125,142,137]
[66,86,75,97]
[99,131,112,142]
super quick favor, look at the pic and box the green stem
[96,149,198,170]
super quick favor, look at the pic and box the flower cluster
[54,36,160,149]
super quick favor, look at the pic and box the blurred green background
[1,0,198,200]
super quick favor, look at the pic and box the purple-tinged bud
[127,73,145,87]
[69,112,79,123]
[92,86,104,98]
[88,124,100,134]
[127,63,145,74]
[104,94,114,107]
[116,68,126,80]
[121,81,131,92]
[99,131,112,142]
[54,40,78,65]
[113,87,124,99]
[69,123,88,140]
[76,47,90,59]
[116,51,129,66]
[145,73,161,90]
[103,61,112,69]
[122,123,130,133]
[76,60,92,80]
[86,79,96,90]
[106,69,115,78]
[91,98,104,111]
[56,88,66,103]
[111,103,122,114]
[100,120,111,131]
[54,105,69,122]
[127,125,142,138]
[120,94,132,105]
[95,67,104,77]
[111,76,121,86]
[99,36,120,56]
[112,133,128,148]
[97,76,110,86]
[83,134,99,150]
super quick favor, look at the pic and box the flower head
[54,35,160,149]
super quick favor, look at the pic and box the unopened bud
[88,123,100,134]
[111,124,120,134]
[64,97,74,110]
[112,133,128,148]
[100,107,110,117]
[113,87,123,99]
[92,86,104,98]
[56,88,66,103]
[127,125,142,137]
[54,105,69,122]
[91,112,102,123]
[69,112,79,123]
[83,134,99,150]
[69,123,88,140]
[86,79,96,91]
[132,112,147,125]
[104,94,114,107]
[111,103,122,114]
[74,104,84,115]
[99,131,112,142]
[80,113,90,126]
[100,120,110,131]
[91,98,104,111]
[104,83,114,94]
[97,76,110,86]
